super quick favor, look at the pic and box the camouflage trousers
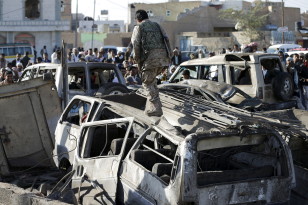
[141,66,163,115]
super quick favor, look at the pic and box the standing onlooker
[12,53,22,67]
[220,48,226,54]
[36,57,43,64]
[125,65,142,85]
[85,49,95,62]
[0,53,7,69]
[294,53,306,109]
[171,49,182,66]
[33,45,37,62]
[116,51,125,64]
[5,63,18,81]
[125,46,132,61]
[108,50,117,64]
[0,71,14,86]
[52,50,61,64]
[40,45,47,57]
[93,48,99,57]
[42,53,51,63]
[298,53,308,110]
[94,51,105,62]
[278,51,286,66]
[67,52,73,63]
[131,9,171,116]
[15,63,24,77]
[262,47,267,53]
[232,44,241,53]
[71,48,80,62]
[197,49,205,59]
[21,51,31,68]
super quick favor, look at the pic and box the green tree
[219,0,268,40]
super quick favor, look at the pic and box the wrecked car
[169,53,296,108]
[19,62,129,107]
[159,80,297,111]
[54,92,295,204]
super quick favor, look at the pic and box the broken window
[196,133,289,187]
[231,66,252,85]
[80,122,130,158]
[68,67,86,91]
[172,65,199,83]
[88,67,118,89]
[260,58,283,84]
[130,130,177,184]
[25,0,40,19]
[62,99,91,126]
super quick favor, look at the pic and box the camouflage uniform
[131,19,170,116]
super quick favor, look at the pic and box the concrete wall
[160,6,235,49]
[61,31,82,49]
[268,6,300,31]
[42,0,57,20]
[3,0,23,21]
[104,32,132,47]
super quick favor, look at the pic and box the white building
[0,0,70,57]
[78,20,125,33]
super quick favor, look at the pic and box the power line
[2,6,25,16]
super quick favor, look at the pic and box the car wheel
[272,72,294,101]
[96,83,129,96]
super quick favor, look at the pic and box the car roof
[72,94,185,144]
[179,53,280,66]
[24,63,60,70]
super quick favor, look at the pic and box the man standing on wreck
[131,9,171,117]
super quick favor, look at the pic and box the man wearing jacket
[131,9,171,117]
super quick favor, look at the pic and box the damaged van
[54,93,295,204]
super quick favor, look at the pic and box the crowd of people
[1,40,308,111]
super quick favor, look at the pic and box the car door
[54,98,95,168]
[260,57,284,103]
[72,117,134,205]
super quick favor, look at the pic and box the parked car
[54,92,296,204]
[169,53,295,106]
[267,44,302,53]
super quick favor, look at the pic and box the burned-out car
[169,53,297,109]
[19,62,129,107]
[159,80,297,111]
[54,92,296,204]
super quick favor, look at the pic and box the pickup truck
[53,91,296,204]
[169,53,295,107]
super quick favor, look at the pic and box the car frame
[54,92,296,204]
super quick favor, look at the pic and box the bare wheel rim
[109,90,123,95]
[283,79,291,94]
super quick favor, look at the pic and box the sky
[71,0,308,22]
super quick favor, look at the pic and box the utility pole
[281,0,285,43]
[74,0,79,48]
[91,0,96,49]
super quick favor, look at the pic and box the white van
[267,44,302,53]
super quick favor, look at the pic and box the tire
[272,72,294,101]
[96,83,129,96]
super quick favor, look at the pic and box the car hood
[179,79,251,101]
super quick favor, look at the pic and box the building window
[25,0,40,19]
[166,10,171,16]
[61,1,65,12]
[147,10,153,17]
